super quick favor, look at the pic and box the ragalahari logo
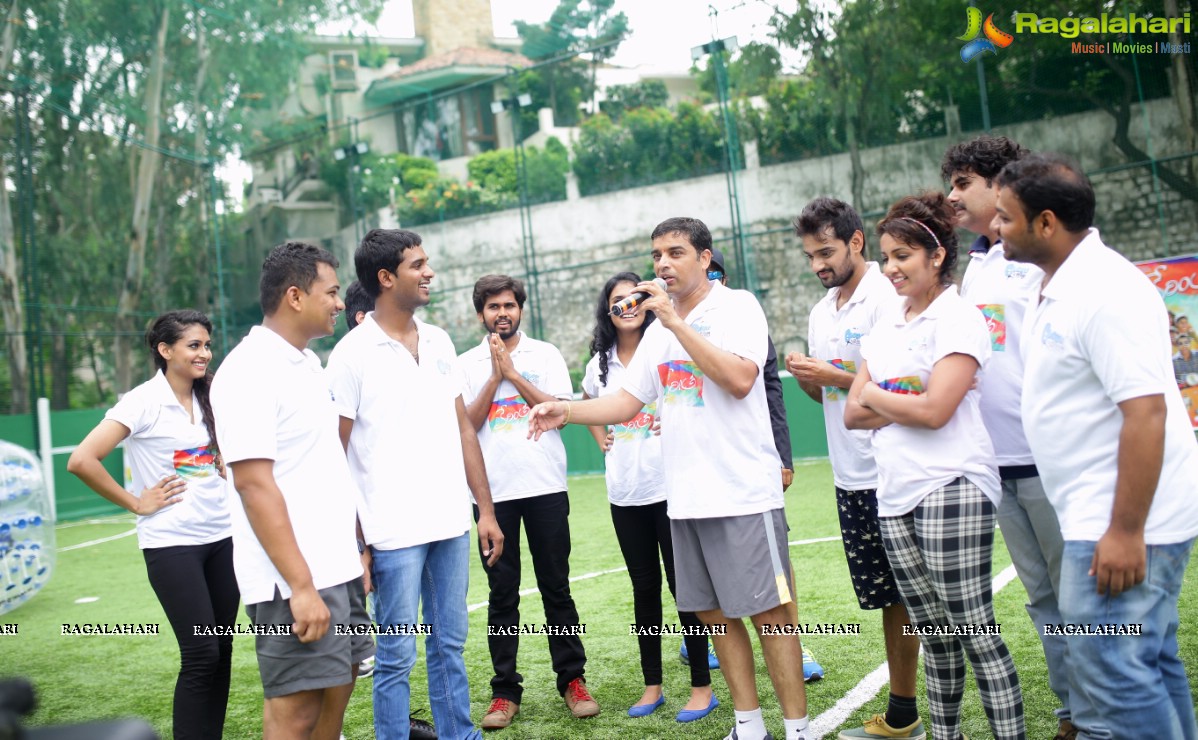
[958,7,1014,62]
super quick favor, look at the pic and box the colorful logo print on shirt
[613,401,657,442]
[174,445,216,479]
[843,328,864,346]
[958,7,1014,62]
[824,359,857,401]
[658,360,705,407]
[878,376,926,395]
[978,304,1007,351]
[488,395,530,433]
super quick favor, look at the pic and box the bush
[397,178,487,226]
[466,138,569,205]
[571,103,725,196]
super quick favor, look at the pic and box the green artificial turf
[4,462,1196,739]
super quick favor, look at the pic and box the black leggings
[610,501,711,688]
[143,537,240,740]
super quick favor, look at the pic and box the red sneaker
[564,678,600,718]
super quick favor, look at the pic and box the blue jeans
[371,532,480,740]
[1058,538,1197,740]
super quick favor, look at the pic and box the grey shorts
[245,576,375,699]
[671,508,794,618]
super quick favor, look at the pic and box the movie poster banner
[1136,254,1198,429]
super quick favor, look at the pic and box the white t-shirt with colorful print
[860,286,1000,517]
[106,370,231,549]
[807,262,899,490]
[460,332,572,503]
[582,349,665,506]
[622,282,783,519]
[961,240,1042,467]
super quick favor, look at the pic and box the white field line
[57,528,138,551]
[810,563,1019,739]
[56,516,135,529]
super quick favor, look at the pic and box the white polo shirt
[861,286,999,516]
[582,349,665,506]
[105,371,231,550]
[961,239,1042,467]
[327,314,471,550]
[211,325,362,605]
[460,332,572,502]
[1022,230,1198,544]
[623,281,783,519]
[807,262,898,490]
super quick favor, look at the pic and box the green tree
[692,41,783,101]
[600,80,668,120]
[513,0,629,128]
[0,0,385,409]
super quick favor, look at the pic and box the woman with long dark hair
[69,310,238,739]
[845,194,1024,740]
[581,272,718,722]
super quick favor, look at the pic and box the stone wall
[327,97,1198,369]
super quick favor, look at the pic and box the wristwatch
[356,539,367,554]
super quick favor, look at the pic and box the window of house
[398,87,498,161]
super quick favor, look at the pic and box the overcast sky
[362,0,800,72]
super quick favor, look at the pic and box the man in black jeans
[459,274,598,729]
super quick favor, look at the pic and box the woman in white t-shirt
[845,194,1024,740]
[68,310,237,740]
[580,272,718,723]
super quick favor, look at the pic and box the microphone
[610,278,667,317]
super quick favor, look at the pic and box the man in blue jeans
[997,153,1198,739]
[328,229,505,739]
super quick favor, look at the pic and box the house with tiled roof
[241,0,536,253]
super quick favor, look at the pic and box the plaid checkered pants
[879,477,1026,740]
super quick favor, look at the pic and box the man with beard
[459,275,598,730]
[785,198,924,740]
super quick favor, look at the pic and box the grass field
[4,461,1198,739]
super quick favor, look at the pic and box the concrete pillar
[566,171,580,201]
[537,107,556,134]
[744,139,760,170]
[944,104,962,141]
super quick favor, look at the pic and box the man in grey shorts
[528,217,812,740]
[212,241,373,738]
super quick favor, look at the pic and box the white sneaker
[358,655,376,678]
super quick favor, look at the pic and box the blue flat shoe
[627,694,665,717]
[675,693,719,722]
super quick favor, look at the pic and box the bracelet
[560,402,572,429]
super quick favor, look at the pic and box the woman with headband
[844,193,1024,740]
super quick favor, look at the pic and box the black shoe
[410,710,437,740]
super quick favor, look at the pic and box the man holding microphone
[528,217,811,740]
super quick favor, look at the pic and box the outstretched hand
[527,401,567,440]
